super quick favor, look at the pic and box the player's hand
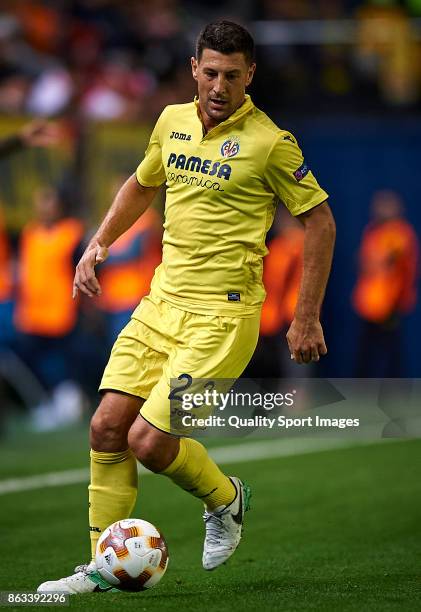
[286,318,327,364]
[73,243,108,298]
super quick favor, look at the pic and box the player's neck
[200,112,220,135]
[198,98,246,134]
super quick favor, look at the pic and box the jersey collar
[194,95,254,138]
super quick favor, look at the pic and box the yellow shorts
[99,294,260,433]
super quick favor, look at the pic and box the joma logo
[170,131,192,141]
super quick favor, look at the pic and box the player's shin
[160,437,235,510]
[89,449,138,560]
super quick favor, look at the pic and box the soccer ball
[95,518,169,591]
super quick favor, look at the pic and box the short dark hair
[196,20,255,65]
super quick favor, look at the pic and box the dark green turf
[0,433,420,611]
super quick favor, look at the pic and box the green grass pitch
[0,427,420,611]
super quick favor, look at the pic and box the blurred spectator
[26,66,74,116]
[352,190,419,376]
[355,1,420,106]
[0,206,13,346]
[13,185,85,428]
[97,176,162,351]
[0,10,47,114]
[0,119,58,151]
[13,1,63,55]
[80,52,155,120]
[0,119,58,346]
[2,0,421,117]
[244,208,306,379]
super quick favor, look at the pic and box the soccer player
[38,20,335,594]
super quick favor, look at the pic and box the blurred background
[0,0,420,433]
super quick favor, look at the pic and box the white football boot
[202,477,251,571]
[37,562,117,594]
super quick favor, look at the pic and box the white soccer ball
[95,518,169,591]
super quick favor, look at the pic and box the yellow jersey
[135,95,328,317]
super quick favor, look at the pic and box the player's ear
[245,62,256,87]
[191,57,198,81]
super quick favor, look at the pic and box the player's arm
[286,201,336,364]
[0,119,57,158]
[73,175,159,298]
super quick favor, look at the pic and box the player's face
[191,49,255,131]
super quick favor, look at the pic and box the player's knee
[128,430,158,471]
[90,410,127,451]
[128,428,178,473]
[136,446,161,472]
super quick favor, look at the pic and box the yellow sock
[160,438,236,510]
[89,449,138,561]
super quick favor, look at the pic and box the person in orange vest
[244,208,305,378]
[352,190,419,377]
[96,178,162,352]
[14,186,85,409]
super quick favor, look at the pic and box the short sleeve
[136,110,167,187]
[264,132,328,216]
